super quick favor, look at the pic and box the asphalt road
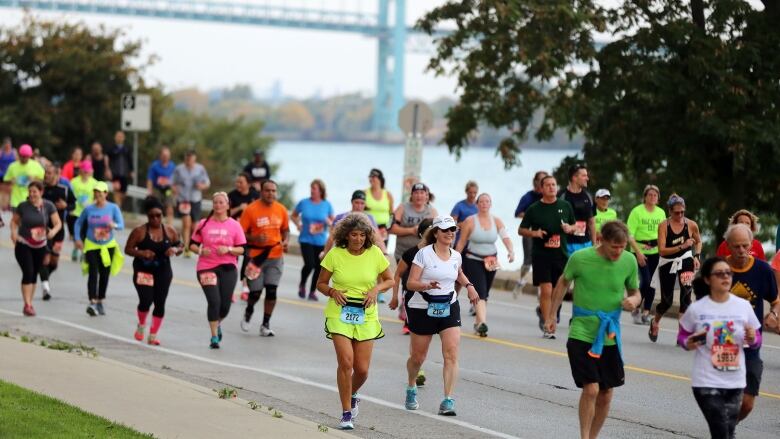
[1,227,779,438]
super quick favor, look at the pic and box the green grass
[0,380,155,438]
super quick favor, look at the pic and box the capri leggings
[85,248,115,301]
[198,264,238,322]
[692,387,742,439]
[299,243,323,293]
[15,243,46,284]
[655,257,694,316]
[133,264,173,318]
[462,257,497,301]
[636,253,660,312]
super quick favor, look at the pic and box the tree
[419,1,780,244]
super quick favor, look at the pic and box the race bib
[178,202,192,215]
[245,261,262,281]
[574,221,587,237]
[680,271,694,286]
[427,302,450,318]
[156,176,170,187]
[78,194,89,204]
[340,305,366,325]
[308,222,325,235]
[483,256,500,272]
[30,226,46,242]
[16,175,29,186]
[94,227,111,241]
[136,272,154,287]
[545,234,561,249]
[199,272,218,286]
[711,343,740,371]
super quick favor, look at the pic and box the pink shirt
[191,216,247,271]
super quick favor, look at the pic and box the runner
[715,209,766,260]
[74,181,125,316]
[722,224,780,421]
[514,171,548,289]
[364,168,394,246]
[228,173,259,301]
[0,137,16,211]
[10,181,62,316]
[626,185,665,325]
[68,160,99,261]
[243,149,271,191]
[60,146,83,181]
[592,189,616,242]
[558,164,595,254]
[455,193,514,337]
[239,179,289,336]
[545,221,640,439]
[291,179,334,300]
[172,149,210,257]
[125,196,183,346]
[518,175,576,339]
[403,216,479,416]
[86,141,111,182]
[322,190,387,255]
[189,192,245,348]
[648,194,702,342]
[450,180,479,247]
[390,218,433,337]
[680,256,760,439]
[146,146,176,226]
[3,144,45,210]
[106,130,133,208]
[391,182,438,263]
[316,213,393,430]
[40,164,75,300]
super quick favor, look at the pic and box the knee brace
[265,285,278,301]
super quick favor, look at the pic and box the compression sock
[137,310,149,326]
[150,316,163,334]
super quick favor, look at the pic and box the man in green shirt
[593,189,617,241]
[625,185,665,324]
[519,175,576,339]
[3,144,44,209]
[546,220,640,439]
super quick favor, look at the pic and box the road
[1,228,779,438]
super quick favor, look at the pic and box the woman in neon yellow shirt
[626,185,666,324]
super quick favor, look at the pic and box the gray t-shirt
[393,202,433,261]
[172,163,210,203]
[16,200,57,248]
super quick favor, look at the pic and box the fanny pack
[420,291,454,318]
[637,239,658,247]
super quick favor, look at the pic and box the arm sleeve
[677,323,694,349]
[74,208,86,240]
[113,205,125,231]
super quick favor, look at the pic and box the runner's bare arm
[454,217,473,254]
[47,210,62,240]
[372,228,387,253]
[495,217,514,261]
[389,205,414,236]
[657,220,674,256]
[390,260,408,310]
[622,288,641,311]
[549,275,572,324]
[587,217,596,244]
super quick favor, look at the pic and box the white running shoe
[259,324,275,337]
[240,316,251,332]
[631,309,643,325]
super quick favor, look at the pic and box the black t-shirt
[91,155,109,181]
[243,162,271,183]
[558,188,594,244]
[401,245,421,292]
[228,188,259,219]
[43,182,75,222]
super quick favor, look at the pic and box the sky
[0,0,458,101]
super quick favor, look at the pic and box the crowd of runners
[1,133,779,437]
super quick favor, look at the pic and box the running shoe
[42,281,51,301]
[631,309,643,325]
[134,325,144,341]
[183,249,192,258]
[405,386,419,410]
[438,398,456,416]
[240,316,251,332]
[535,306,544,332]
[649,319,659,343]
[641,314,651,325]
[416,370,426,387]
[86,304,98,316]
[240,285,249,301]
[259,324,275,337]
[96,303,106,316]
[476,322,488,338]
[307,292,318,302]
[147,335,160,346]
[217,325,223,342]
[338,411,354,430]
[542,331,556,340]
[469,305,476,316]
[71,248,79,261]
[42,292,51,301]
[378,292,387,303]
[22,304,36,317]
[401,323,410,335]
[209,336,220,349]
[298,285,306,299]
[350,394,360,419]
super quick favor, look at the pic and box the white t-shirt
[407,244,462,309]
[679,295,761,389]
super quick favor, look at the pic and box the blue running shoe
[210,336,220,349]
[438,398,456,416]
[338,411,354,430]
[405,386,419,410]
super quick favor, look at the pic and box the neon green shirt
[321,245,389,321]
[3,160,45,208]
[565,247,639,345]
[70,176,99,217]
[626,204,666,255]
[594,207,617,232]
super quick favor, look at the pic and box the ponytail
[193,210,214,240]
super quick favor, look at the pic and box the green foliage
[420,1,780,242]
[215,387,238,399]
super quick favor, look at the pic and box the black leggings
[85,248,115,301]
[67,215,77,240]
[199,264,238,322]
[462,257,497,301]
[133,265,173,318]
[692,387,742,439]
[655,258,694,316]
[636,253,659,312]
[15,243,46,284]
[299,243,323,293]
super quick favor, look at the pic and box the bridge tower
[373,0,405,136]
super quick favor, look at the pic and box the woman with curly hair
[316,213,393,430]
[716,209,766,261]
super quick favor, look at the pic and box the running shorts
[325,318,384,342]
[532,252,567,286]
[247,257,284,289]
[405,297,461,336]
[567,338,625,390]
[744,351,763,396]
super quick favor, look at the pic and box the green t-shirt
[519,199,575,258]
[3,160,45,208]
[626,204,666,255]
[594,208,617,232]
[321,245,390,321]
[565,247,639,345]
[70,176,99,217]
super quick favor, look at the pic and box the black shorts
[532,252,567,286]
[175,200,202,221]
[112,176,128,193]
[744,352,763,396]
[567,338,625,390]
[405,298,461,336]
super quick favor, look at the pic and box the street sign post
[120,93,151,190]
[398,100,433,201]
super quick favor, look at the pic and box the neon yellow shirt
[594,208,617,232]
[321,245,389,321]
[626,204,666,255]
[3,160,44,208]
[364,188,391,226]
[70,176,99,217]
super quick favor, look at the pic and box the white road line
[0,308,520,439]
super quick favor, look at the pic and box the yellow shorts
[325,318,384,342]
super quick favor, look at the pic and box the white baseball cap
[595,189,611,199]
[432,216,457,230]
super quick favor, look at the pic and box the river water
[269,140,579,270]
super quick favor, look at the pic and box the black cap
[411,182,429,192]
[351,190,366,201]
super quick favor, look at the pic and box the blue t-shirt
[74,203,124,244]
[730,257,778,358]
[451,199,478,246]
[515,190,542,217]
[148,160,176,190]
[295,198,333,246]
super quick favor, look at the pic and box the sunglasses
[672,210,685,215]
[710,270,733,279]
[440,227,457,233]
